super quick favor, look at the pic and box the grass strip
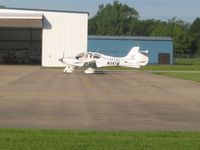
[0,129,200,150]
[156,72,200,82]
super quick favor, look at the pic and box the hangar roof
[89,35,173,41]
[0,7,89,15]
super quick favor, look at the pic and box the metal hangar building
[0,8,88,67]
[88,36,173,64]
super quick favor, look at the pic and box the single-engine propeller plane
[59,46,149,74]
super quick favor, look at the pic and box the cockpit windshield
[75,52,88,60]
[75,52,101,60]
[93,54,101,59]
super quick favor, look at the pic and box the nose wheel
[63,65,74,73]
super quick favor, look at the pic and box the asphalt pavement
[0,65,200,131]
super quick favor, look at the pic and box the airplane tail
[125,46,149,66]
[125,46,140,58]
[138,50,149,66]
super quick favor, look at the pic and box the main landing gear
[84,68,95,74]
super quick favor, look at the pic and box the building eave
[0,7,89,15]
[88,35,173,41]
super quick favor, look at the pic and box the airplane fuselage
[59,46,148,73]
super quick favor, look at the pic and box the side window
[84,54,88,58]
[93,54,100,59]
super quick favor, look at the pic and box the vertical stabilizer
[125,47,140,58]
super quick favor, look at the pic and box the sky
[0,0,199,23]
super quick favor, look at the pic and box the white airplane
[59,46,149,74]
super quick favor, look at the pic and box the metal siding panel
[42,12,88,67]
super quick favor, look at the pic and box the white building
[0,8,88,67]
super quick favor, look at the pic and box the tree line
[89,1,200,56]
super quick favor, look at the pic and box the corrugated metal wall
[88,37,173,64]
[0,8,88,67]
[42,11,88,67]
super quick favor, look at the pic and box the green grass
[143,64,200,82]
[156,72,200,82]
[0,129,200,150]
[98,65,200,71]
[141,65,200,71]
[175,58,200,65]
[141,58,200,82]
[97,64,200,82]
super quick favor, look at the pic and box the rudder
[125,46,140,58]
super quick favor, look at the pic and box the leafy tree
[173,25,192,54]
[88,0,139,35]
[190,17,200,55]
[132,19,162,36]
[167,18,192,55]
[151,24,171,36]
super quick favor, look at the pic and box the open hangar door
[0,13,43,64]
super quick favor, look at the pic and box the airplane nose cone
[59,58,63,62]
